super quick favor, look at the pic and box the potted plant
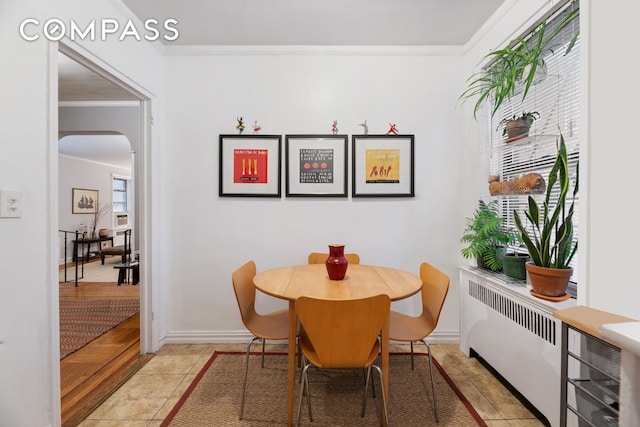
[498,111,540,142]
[458,8,579,119]
[461,200,516,271]
[501,229,529,280]
[513,133,578,300]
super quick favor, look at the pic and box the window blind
[483,1,580,286]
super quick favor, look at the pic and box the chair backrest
[231,260,257,328]
[295,294,390,368]
[307,252,361,265]
[419,262,450,332]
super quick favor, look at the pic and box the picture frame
[72,188,99,213]
[352,135,415,197]
[219,134,282,197]
[285,134,348,197]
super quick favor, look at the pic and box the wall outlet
[0,190,22,218]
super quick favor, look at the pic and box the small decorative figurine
[252,120,262,134]
[358,120,369,135]
[386,123,398,135]
[331,120,339,135]
[236,116,245,134]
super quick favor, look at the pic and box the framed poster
[72,188,99,213]
[352,135,415,197]
[219,134,282,197]
[285,134,348,197]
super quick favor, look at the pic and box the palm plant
[461,200,516,271]
[513,133,578,268]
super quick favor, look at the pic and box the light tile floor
[78,343,546,427]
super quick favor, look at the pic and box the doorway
[55,44,153,425]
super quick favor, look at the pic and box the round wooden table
[253,263,422,426]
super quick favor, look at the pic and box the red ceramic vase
[325,244,348,280]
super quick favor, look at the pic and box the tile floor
[78,343,546,427]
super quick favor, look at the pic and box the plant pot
[505,119,531,142]
[502,253,529,280]
[525,262,573,301]
[98,229,109,238]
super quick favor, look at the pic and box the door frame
[49,39,156,423]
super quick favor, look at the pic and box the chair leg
[420,340,439,423]
[371,365,389,426]
[296,364,313,424]
[239,336,260,420]
[361,366,373,417]
[410,341,415,370]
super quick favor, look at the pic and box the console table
[72,236,114,263]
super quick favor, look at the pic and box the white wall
[0,1,164,426]
[58,154,131,263]
[161,48,467,341]
[585,0,640,318]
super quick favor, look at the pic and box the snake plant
[513,133,578,269]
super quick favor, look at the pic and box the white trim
[47,40,63,427]
[58,39,155,101]
[160,330,459,345]
[164,44,463,57]
[59,100,140,108]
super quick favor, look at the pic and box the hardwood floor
[59,280,151,427]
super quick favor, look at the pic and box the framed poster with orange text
[352,135,414,197]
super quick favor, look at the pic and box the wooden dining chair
[231,260,290,420]
[307,252,361,265]
[295,294,390,426]
[389,261,450,422]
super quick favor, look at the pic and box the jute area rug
[162,351,487,426]
[59,296,139,359]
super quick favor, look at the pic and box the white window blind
[483,2,580,286]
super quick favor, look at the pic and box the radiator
[459,266,576,427]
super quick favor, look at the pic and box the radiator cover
[460,266,576,427]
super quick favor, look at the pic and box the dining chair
[295,294,390,426]
[231,260,290,420]
[307,252,361,265]
[389,261,449,422]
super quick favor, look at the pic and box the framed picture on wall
[352,135,415,197]
[219,134,282,197]
[285,134,348,197]
[72,188,99,213]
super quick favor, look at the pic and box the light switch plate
[0,190,22,218]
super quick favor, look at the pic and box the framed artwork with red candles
[219,134,282,197]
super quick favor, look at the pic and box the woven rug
[162,352,488,426]
[59,297,139,359]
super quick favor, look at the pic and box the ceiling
[59,0,508,102]
[120,0,506,46]
[58,134,133,169]
[58,1,506,166]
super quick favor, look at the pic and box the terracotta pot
[505,119,531,141]
[98,229,109,238]
[325,244,348,280]
[525,262,573,298]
